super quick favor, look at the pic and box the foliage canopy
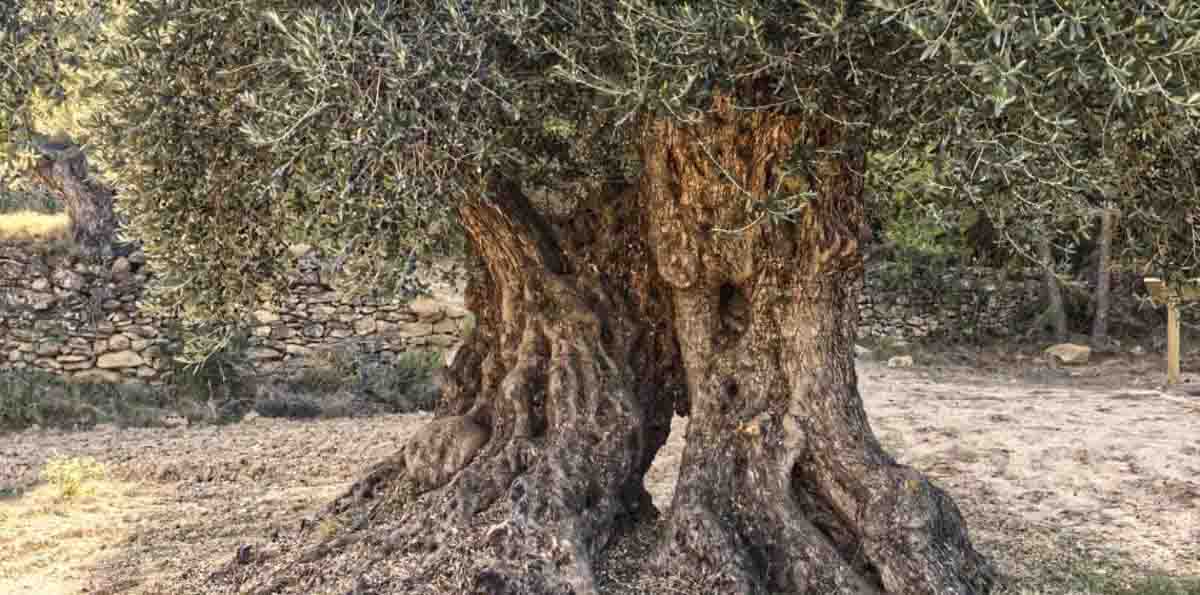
[3,0,1200,319]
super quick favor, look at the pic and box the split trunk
[228,106,995,595]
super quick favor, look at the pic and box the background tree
[0,1,130,257]
[5,1,1200,594]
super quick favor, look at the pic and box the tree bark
[641,100,994,594]
[224,182,686,595]
[1091,207,1117,346]
[29,138,117,259]
[1038,233,1068,342]
[214,104,993,595]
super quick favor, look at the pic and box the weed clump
[40,455,107,500]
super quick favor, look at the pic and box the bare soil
[2,352,1198,594]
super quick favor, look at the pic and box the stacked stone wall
[2,236,1154,385]
[0,241,468,383]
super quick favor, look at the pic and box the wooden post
[1167,297,1181,386]
[1145,277,1200,387]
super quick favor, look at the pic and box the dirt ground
[2,351,1198,594]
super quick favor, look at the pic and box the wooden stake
[1167,297,1181,386]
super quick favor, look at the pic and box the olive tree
[0,1,129,256]
[7,1,1200,593]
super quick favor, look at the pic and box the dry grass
[0,210,70,241]
[0,474,149,594]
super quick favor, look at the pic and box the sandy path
[858,364,1199,580]
[1,361,1197,593]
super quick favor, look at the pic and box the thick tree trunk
[1038,234,1068,342]
[1091,207,1117,346]
[641,101,994,594]
[212,104,992,595]
[223,184,685,595]
[29,139,117,258]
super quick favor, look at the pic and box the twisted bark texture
[645,100,994,594]
[212,104,994,595]
[30,141,117,258]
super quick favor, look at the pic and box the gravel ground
[2,354,1197,594]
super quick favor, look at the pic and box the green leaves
[3,0,1200,321]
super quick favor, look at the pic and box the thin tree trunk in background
[1091,207,1117,346]
[29,137,117,259]
[1039,233,1068,341]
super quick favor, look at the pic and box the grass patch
[0,362,256,433]
[1056,563,1200,595]
[40,456,107,501]
[0,211,70,242]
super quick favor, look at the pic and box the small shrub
[160,325,257,423]
[273,347,442,416]
[40,455,107,500]
[289,347,358,394]
[358,349,442,413]
[0,368,191,432]
[254,396,322,419]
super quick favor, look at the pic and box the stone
[56,354,90,364]
[128,250,147,265]
[433,318,460,334]
[108,334,131,351]
[247,347,283,361]
[131,339,152,352]
[887,355,915,369]
[128,325,158,338]
[35,341,61,356]
[854,344,872,358]
[285,344,315,356]
[407,297,446,321]
[97,350,144,369]
[1044,343,1090,365]
[425,334,459,348]
[53,269,86,291]
[136,366,158,379]
[29,277,50,291]
[309,292,338,304]
[73,369,123,384]
[303,324,325,338]
[253,326,272,337]
[110,257,132,280]
[311,305,337,321]
[354,318,378,335]
[253,310,281,324]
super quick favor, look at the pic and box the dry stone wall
[856,264,1043,341]
[1,236,1144,385]
[0,241,469,384]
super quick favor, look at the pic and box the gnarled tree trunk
[29,138,117,258]
[642,101,993,594]
[215,105,993,595]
